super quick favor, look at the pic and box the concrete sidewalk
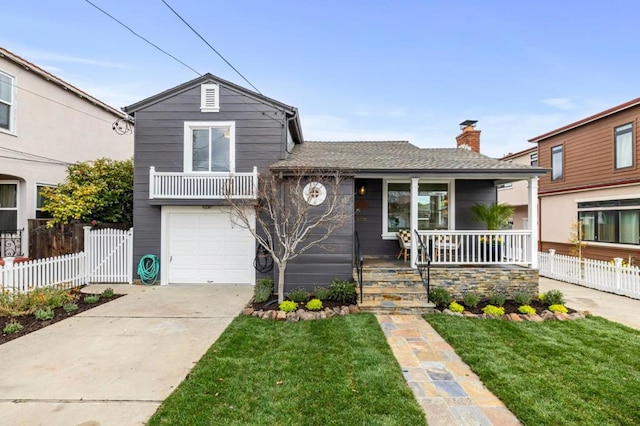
[0,284,253,426]
[540,277,640,330]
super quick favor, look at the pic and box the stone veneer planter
[429,265,538,299]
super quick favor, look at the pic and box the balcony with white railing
[149,166,258,200]
[415,230,533,266]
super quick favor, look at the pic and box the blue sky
[2,0,639,157]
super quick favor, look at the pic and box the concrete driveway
[0,283,253,426]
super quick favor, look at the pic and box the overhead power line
[160,0,262,94]
[84,0,201,77]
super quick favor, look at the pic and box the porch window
[385,181,449,234]
[0,183,18,230]
[184,121,235,172]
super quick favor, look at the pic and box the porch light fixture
[358,185,367,196]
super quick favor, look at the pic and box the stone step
[359,279,424,288]
[361,286,429,302]
[358,299,436,315]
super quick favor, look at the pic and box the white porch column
[410,178,419,266]
[528,177,539,268]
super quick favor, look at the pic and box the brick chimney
[456,120,480,153]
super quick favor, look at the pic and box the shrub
[518,305,536,315]
[449,301,464,313]
[482,305,505,316]
[84,295,101,304]
[328,279,357,304]
[279,300,298,313]
[34,307,54,321]
[254,278,274,303]
[287,288,310,303]
[512,291,532,305]
[101,288,115,298]
[429,288,452,308]
[488,293,506,307]
[313,286,331,301]
[63,303,79,313]
[3,320,23,334]
[306,298,323,311]
[549,304,568,313]
[463,293,479,308]
[542,290,565,306]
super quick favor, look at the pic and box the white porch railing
[415,230,533,265]
[149,166,258,199]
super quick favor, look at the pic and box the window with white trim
[614,123,633,169]
[530,151,538,166]
[200,83,220,112]
[36,184,54,219]
[0,70,15,132]
[0,182,18,230]
[384,181,449,234]
[184,121,235,172]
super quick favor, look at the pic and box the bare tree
[228,169,352,303]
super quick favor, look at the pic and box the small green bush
[549,304,568,313]
[254,278,274,303]
[542,290,565,306]
[63,303,79,313]
[279,300,298,313]
[512,291,532,305]
[287,288,310,303]
[518,305,536,315]
[328,279,357,304]
[429,288,452,308]
[463,293,479,308]
[3,320,23,334]
[101,288,115,298]
[482,305,505,316]
[34,307,54,321]
[306,298,323,311]
[449,301,464,313]
[313,286,331,301]
[488,293,506,307]
[84,295,100,304]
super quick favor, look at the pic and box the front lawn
[426,315,640,426]
[149,314,425,426]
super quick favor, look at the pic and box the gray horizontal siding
[455,180,497,229]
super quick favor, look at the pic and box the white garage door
[165,207,255,284]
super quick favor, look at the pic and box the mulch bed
[250,295,350,312]
[458,299,576,315]
[0,287,123,346]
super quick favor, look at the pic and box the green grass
[149,314,425,426]
[425,315,640,426]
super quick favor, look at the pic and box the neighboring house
[125,77,545,293]
[529,97,640,264]
[0,47,134,257]
[497,147,538,229]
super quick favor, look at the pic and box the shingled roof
[271,141,546,175]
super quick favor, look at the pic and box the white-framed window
[0,70,16,133]
[382,180,451,237]
[551,144,563,181]
[200,83,220,112]
[0,182,18,230]
[614,123,633,169]
[36,184,55,219]
[497,183,513,190]
[184,121,235,172]
[530,151,538,166]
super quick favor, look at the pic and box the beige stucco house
[0,47,133,257]
[497,147,539,230]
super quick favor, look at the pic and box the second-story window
[551,145,563,181]
[530,151,538,167]
[0,70,15,133]
[184,121,235,172]
[614,123,633,169]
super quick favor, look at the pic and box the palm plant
[470,202,514,230]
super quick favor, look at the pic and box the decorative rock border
[437,308,589,322]
[242,305,361,321]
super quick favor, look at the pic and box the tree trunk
[277,261,287,303]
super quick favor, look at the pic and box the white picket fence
[0,227,133,293]
[539,251,640,300]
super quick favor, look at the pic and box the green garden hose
[138,254,160,285]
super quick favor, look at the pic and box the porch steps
[355,265,435,315]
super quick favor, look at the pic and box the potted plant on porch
[470,202,514,261]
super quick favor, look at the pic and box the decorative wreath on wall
[303,182,327,206]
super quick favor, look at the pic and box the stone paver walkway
[377,314,521,426]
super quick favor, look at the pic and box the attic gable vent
[200,83,220,112]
